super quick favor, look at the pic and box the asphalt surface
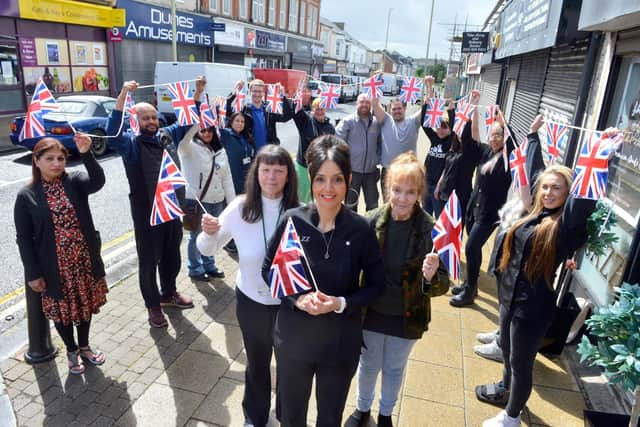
[0,100,359,340]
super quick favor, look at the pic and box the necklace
[320,228,335,259]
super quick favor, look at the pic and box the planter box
[584,410,638,427]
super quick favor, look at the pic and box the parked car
[319,73,356,103]
[10,95,166,156]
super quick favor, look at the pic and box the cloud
[320,0,495,60]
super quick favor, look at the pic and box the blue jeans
[423,182,444,218]
[356,330,416,416]
[186,200,224,276]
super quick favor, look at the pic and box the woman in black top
[15,135,107,375]
[450,91,515,307]
[262,135,385,427]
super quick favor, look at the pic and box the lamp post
[425,0,435,64]
[384,8,394,50]
[171,0,177,61]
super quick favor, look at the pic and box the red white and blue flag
[265,84,284,114]
[199,98,217,129]
[509,140,529,189]
[399,77,423,104]
[570,132,616,200]
[453,101,474,139]
[268,217,314,298]
[125,92,140,136]
[432,191,462,281]
[216,97,227,128]
[423,98,446,129]
[232,87,247,113]
[167,81,199,126]
[319,83,340,109]
[150,150,187,226]
[361,74,383,99]
[544,122,567,164]
[292,90,304,114]
[19,78,59,141]
[484,105,498,136]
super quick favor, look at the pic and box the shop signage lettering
[461,32,489,53]
[19,38,38,67]
[117,0,213,47]
[19,0,124,28]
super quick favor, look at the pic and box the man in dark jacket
[106,78,205,328]
[226,79,294,150]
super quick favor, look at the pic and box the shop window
[279,0,287,30]
[268,0,276,26]
[239,0,248,19]
[288,0,298,32]
[299,1,306,34]
[222,0,231,16]
[0,44,20,86]
[209,0,219,13]
[252,0,265,24]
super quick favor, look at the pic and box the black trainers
[345,409,370,427]
[378,414,393,427]
[206,269,225,279]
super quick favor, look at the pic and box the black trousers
[499,302,553,417]
[275,348,359,427]
[54,319,91,352]
[134,218,182,308]
[348,170,379,212]
[235,288,279,427]
[464,219,497,288]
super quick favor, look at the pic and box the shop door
[0,42,25,114]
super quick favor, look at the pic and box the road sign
[211,22,226,32]
[461,32,489,53]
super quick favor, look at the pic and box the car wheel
[89,129,108,156]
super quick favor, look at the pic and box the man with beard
[106,78,205,328]
[336,93,382,211]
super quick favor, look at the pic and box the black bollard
[23,284,57,364]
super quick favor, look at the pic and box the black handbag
[183,161,216,231]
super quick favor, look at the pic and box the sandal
[67,351,85,375]
[79,346,106,366]
[475,382,509,407]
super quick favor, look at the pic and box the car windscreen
[50,101,92,116]
[320,76,341,84]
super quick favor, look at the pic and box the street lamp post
[425,0,435,64]
[384,8,394,50]
[171,0,177,61]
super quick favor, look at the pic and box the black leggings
[54,318,91,353]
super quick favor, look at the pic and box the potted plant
[577,282,640,427]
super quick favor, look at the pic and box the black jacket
[421,105,456,185]
[14,152,106,299]
[226,93,294,145]
[292,109,336,167]
[466,125,516,225]
[261,205,385,365]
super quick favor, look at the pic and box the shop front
[243,28,285,69]
[287,36,313,74]
[0,0,124,151]
[113,0,213,102]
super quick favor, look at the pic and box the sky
[319,0,497,61]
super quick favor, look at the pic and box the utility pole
[425,0,435,65]
[384,8,394,50]
[171,0,177,61]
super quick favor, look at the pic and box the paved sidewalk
[0,237,589,427]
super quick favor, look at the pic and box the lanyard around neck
[261,203,283,252]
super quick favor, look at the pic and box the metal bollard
[23,284,57,364]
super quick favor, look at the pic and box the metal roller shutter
[538,41,589,164]
[509,51,548,140]
[479,63,502,106]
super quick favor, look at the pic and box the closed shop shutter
[115,40,208,103]
[539,41,589,164]
[509,51,548,140]
[479,63,502,106]
[214,48,245,66]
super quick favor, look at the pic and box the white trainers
[482,410,521,427]
[476,329,499,344]
[474,341,504,363]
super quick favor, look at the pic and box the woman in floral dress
[15,134,108,374]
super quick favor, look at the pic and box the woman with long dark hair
[197,145,298,427]
[262,135,385,427]
[15,135,108,374]
[220,112,256,195]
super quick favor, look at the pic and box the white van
[381,73,398,96]
[319,73,356,103]
[154,62,251,122]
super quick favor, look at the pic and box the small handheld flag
[318,83,340,109]
[150,150,187,226]
[19,78,59,141]
[484,105,498,136]
[265,84,284,114]
[216,97,228,128]
[399,77,423,104]
[232,87,247,113]
[423,98,446,129]
[570,132,616,200]
[292,90,304,113]
[544,122,568,164]
[199,98,217,129]
[431,191,462,281]
[125,92,140,136]
[167,81,199,126]
[361,74,383,99]
[509,140,529,189]
[453,101,474,139]
[268,217,314,298]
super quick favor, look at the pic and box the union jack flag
[265,84,284,114]
[319,83,340,109]
[199,99,217,129]
[431,191,462,281]
[484,105,498,136]
[544,122,567,164]
[232,87,247,113]
[509,140,529,189]
[217,97,227,128]
[19,78,59,141]
[167,81,199,126]
[150,150,187,226]
[292,90,304,114]
[361,74,383,99]
[124,92,139,136]
[423,98,446,128]
[453,101,474,139]
[570,132,616,200]
[399,77,423,104]
[268,217,314,298]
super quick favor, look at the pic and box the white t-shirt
[197,195,283,305]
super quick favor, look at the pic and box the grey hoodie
[335,112,381,173]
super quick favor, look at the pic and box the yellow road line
[101,231,134,251]
[0,287,25,306]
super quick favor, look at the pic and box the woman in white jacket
[179,125,235,281]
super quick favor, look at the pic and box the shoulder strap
[199,155,216,200]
